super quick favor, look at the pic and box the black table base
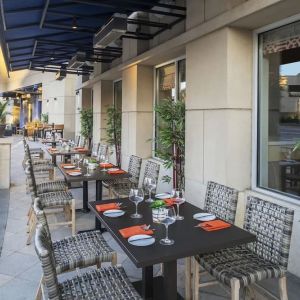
[133,276,183,300]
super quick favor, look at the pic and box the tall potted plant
[154,98,185,189]
[106,106,122,167]
[80,108,93,146]
[0,100,8,138]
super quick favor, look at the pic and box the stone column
[121,65,153,168]
[185,27,253,208]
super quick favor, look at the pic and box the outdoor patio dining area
[0,135,299,300]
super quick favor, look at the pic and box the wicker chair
[104,155,142,198]
[26,160,75,245]
[75,135,80,147]
[34,198,117,273]
[188,181,239,299]
[193,196,294,300]
[111,159,160,199]
[90,142,100,157]
[97,144,108,160]
[34,224,142,300]
[78,136,87,148]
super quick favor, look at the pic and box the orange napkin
[96,203,120,212]
[77,149,87,153]
[100,163,114,168]
[66,169,81,175]
[74,147,85,150]
[119,224,154,239]
[164,198,177,206]
[61,163,75,168]
[48,147,58,151]
[107,169,126,175]
[198,220,231,232]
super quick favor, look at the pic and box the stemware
[83,158,91,177]
[172,189,185,220]
[159,207,176,245]
[129,188,144,219]
[100,153,109,171]
[144,177,156,203]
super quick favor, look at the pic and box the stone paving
[0,136,299,300]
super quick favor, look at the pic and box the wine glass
[83,158,91,177]
[159,207,176,245]
[100,153,109,171]
[173,189,185,220]
[129,188,144,219]
[144,177,156,203]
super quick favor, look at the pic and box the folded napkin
[99,163,114,168]
[119,224,154,239]
[74,147,85,150]
[198,220,231,232]
[96,203,120,212]
[48,147,58,151]
[164,198,177,206]
[107,169,126,175]
[61,163,75,168]
[66,169,81,175]
[77,149,87,152]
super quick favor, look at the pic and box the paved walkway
[0,136,299,299]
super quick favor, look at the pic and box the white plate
[193,213,216,222]
[103,209,125,218]
[155,193,171,199]
[107,167,119,171]
[68,172,82,176]
[128,234,155,247]
[63,165,76,169]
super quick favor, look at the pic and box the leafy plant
[0,100,8,125]
[41,113,49,123]
[106,106,122,167]
[150,200,166,209]
[80,108,93,139]
[154,98,185,189]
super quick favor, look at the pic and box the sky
[281,61,300,76]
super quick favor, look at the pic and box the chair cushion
[39,191,73,207]
[197,245,286,288]
[53,230,115,274]
[59,266,142,300]
[33,163,54,172]
[37,180,67,194]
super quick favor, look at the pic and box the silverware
[130,236,153,242]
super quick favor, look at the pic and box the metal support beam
[6,31,72,42]
[6,22,40,31]
[44,22,96,33]
[47,10,113,21]
[40,0,50,28]
[0,0,7,30]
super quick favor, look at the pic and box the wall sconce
[46,99,49,103]
[54,97,57,101]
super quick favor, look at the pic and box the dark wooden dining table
[46,148,90,165]
[89,199,256,300]
[58,163,130,213]
[41,138,67,148]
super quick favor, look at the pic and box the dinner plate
[68,172,82,176]
[107,168,119,171]
[63,165,76,169]
[193,213,216,222]
[128,234,155,246]
[103,209,125,218]
[155,193,171,199]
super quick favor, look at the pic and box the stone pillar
[121,65,153,168]
[185,27,253,207]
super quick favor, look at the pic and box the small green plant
[80,108,93,139]
[89,158,98,164]
[41,113,48,123]
[106,106,122,167]
[0,100,8,125]
[150,200,166,209]
[153,98,185,189]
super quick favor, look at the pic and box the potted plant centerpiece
[0,100,8,138]
[151,200,168,223]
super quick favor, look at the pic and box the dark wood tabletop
[57,163,130,183]
[46,148,90,157]
[89,198,256,268]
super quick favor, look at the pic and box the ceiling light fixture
[72,17,78,29]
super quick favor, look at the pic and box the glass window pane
[178,59,186,102]
[114,80,122,111]
[258,20,300,198]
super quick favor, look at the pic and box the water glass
[83,158,91,177]
[172,189,185,220]
[159,207,176,245]
[144,177,156,203]
[129,188,144,219]
[100,153,109,171]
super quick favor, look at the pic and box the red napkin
[77,149,87,153]
[119,224,154,238]
[198,220,231,232]
[74,147,85,150]
[164,198,177,206]
[96,203,120,212]
[48,147,58,152]
[61,163,75,168]
[100,163,114,168]
[107,169,126,175]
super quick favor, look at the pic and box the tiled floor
[0,136,299,300]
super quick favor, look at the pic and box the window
[258,20,300,198]
[113,80,122,111]
[154,58,186,156]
